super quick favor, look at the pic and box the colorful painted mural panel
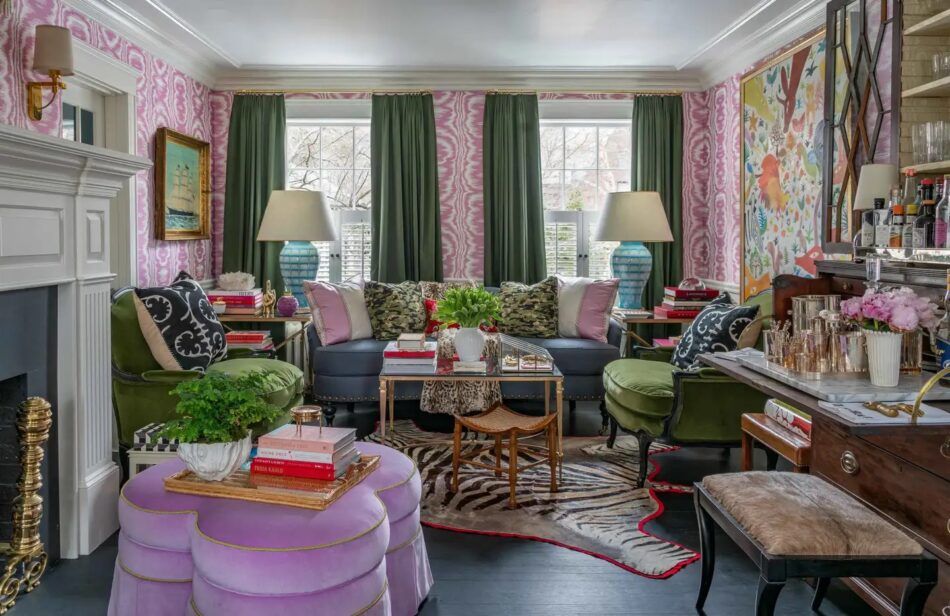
[741,32,830,300]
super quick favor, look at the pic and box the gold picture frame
[154,127,210,240]
[739,30,827,301]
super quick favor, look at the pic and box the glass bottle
[935,178,949,248]
[913,188,935,249]
[902,189,919,248]
[877,186,900,247]
[862,198,885,247]
[889,202,904,248]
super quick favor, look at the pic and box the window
[286,119,372,282]
[61,103,96,146]
[540,121,631,278]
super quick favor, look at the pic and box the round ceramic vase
[864,329,904,388]
[177,432,253,481]
[277,292,299,317]
[454,327,485,362]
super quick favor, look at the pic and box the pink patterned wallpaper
[0,0,214,286]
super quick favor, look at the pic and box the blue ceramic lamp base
[610,241,653,309]
[279,240,319,306]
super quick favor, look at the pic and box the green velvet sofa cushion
[208,358,304,409]
[603,359,675,419]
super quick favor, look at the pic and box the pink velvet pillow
[303,278,373,346]
[555,276,619,343]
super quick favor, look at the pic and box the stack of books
[206,288,263,315]
[654,286,721,318]
[763,399,811,440]
[250,425,359,489]
[383,340,437,373]
[225,330,274,352]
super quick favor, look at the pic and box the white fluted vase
[178,431,252,481]
[864,329,904,387]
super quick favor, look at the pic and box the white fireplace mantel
[0,123,150,558]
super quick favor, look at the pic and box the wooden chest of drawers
[812,415,950,615]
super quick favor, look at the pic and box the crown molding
[691,0,826,88]
[142,0,240,68]
[676,0,779,70]
[63,0,220,86]
[213,66,705,92]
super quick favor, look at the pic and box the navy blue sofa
[307,287,623,411]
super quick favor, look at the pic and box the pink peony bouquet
[840,287,940,333]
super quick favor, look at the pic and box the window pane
[80,108,94,145]
[341,221,372,280]
[598,126,631,170]
[288,168,320,191]
[321,126,354,169]
[540,126,564,169]
[321,169,353,209]
[597,169,631,209]
[564,127,596,169]
[62,103,76,141]
[542,170,563,211]
[313,241,331,281]
[353,169,372,210]
[565,169,598,211]
[354,126,371,168]
[544,221,577,277]
[589,239,618,281]
[287,126,321,168]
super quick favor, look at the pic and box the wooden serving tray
[163,455,380,511]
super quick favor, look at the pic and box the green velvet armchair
[110,288,303,450]
[602,290,772,488]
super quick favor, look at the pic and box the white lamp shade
[33,25,74,76]
[853,164,898,211]
[256,190,338,242]
[593,191,674,242]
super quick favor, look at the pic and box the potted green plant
[163,372,283,480]
[433,287,503,362]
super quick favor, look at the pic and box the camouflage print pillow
[499,277,558,338]
[364,281,427,340]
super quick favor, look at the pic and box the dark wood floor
[17,403,877,615]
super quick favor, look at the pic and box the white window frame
[538,112,632,279]
[286,100,372,283]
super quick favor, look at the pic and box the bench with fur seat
[694,472,937,615]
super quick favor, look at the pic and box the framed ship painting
[740,31,830,300]
[155,127,210,240]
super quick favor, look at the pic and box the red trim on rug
[420,443,700,580]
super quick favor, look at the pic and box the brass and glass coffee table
[378,359,565,473]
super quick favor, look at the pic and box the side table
[218,311,313,388]
[612,314,695,356]
[109,442,432,616]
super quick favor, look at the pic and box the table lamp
[594,191,674,309]
[853,164,898,212]
[257,190,337,304]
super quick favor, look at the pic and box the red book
[226,331,270,342]
[257,424,356,454]
[384,349,436,359]
[250,451,357,480]
[208,295,262,306]
[663,286,720,300]
[654,306,701,319]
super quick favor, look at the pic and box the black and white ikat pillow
[133,271,227,372]
[670,298,759,370]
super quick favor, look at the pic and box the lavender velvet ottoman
[108,442,432,616]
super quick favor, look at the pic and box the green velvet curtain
[631,95,683,312]
[483,93,546,287]
[222,94,286,291]
[370,93,442,283]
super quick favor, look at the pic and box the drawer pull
[941,437,950,459]
[840,451,860,475]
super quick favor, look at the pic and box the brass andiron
[0,397,52,613]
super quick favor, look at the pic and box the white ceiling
[66,0,827,89]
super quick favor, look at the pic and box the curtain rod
[232,88,683,96]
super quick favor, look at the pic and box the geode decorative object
[217,272,255,291]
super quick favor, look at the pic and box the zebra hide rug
[369,421,699,579]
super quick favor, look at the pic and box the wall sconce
[26,25,74,122]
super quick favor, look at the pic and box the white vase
[178,432,252,481]
[454,327,485,362]
[864,329,904,388]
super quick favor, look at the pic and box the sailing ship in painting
[166,162,199,231]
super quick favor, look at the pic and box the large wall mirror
[822,0,901,253]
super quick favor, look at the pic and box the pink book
[257,424,356,453]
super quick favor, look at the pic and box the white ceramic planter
[454,327,485,362]
[864,329,904,388]
[178,432,253,481]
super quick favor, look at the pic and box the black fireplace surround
[0,286,59,562]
